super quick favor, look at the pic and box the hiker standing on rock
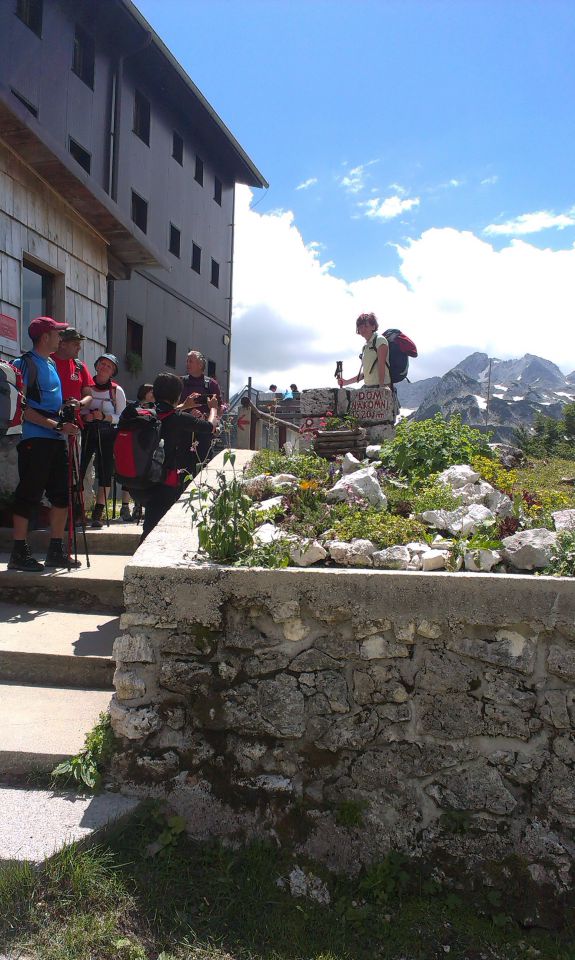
[337,313,391,389]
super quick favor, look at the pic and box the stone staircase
[0,520,143,862]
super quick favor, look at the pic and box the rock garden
[188,415,575,577]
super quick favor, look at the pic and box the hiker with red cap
[8,317,80,571]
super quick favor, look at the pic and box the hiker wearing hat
[80,353,128,528]
[50,328,94,424]
[8,317,81,571]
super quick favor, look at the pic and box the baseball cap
[28,316,68,340]
[60,327,85,341]
[95,353,119,375]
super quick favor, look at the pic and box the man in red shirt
[51,328,94,418]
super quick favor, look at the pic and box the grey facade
[0,0,266,398]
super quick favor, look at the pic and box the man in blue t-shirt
[9,317,81,571]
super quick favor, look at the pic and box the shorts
[80,423,115,487]
[14,437,69,518]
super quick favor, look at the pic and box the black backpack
[114,403,173,504]
[364,329,418,384]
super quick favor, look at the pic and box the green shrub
[543,531,575,577]
[410,481,463,514]
[380,414,493,481]
[187,451,255,563]
[52,712,115,790]
[245,449,331,484]
[235,539,292,568]
[329,509,427,549]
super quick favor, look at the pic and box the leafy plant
[329,509,427,549]
[464,523,503,551]
[380,414,493,481]
[186,450,255,563]
[358,851,410,905]
[52,712,115,790]
[410,481,464,514]
[145,808,187,858]
[246,449,331,484]
[321,413,360,432]
[335,799,366,828]
[235,538,292,568]
[470,455,518,494]
[440,809,473,835]
[542,531,575,577]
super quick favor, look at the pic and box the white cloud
[485,208,575,236]
[296,177,318,191]
[231,187,575,393]
[339,160,378,194]
[481,175,499,186]
[362,195,420,220]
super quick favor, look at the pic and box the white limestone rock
[552,509,575,532]
[501,528,558,570]
[110,699,161,740]
[255,495,285,512]
[290,539,328,567]
[456,480,493,506]
[270,473,299,491]
[408,555,423,570]
[326,466,387,508]
[406,542,429,556]
[464,549,501,572]
[253,523,282,545]
[366,444,382,459]
[328,538,376,566]
[485,487,514,518]
[436,465,480,489]
[341,452,362,475]
[372,545,410,569]
[242,473,272,497]
[421,549,450,571]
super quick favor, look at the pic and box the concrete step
[0,785,139,862]
[0,682,112,777]
[0,553,127,613]
[0,520,141,556]
[0,603,117,689]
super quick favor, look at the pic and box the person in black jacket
[141,373,219,542]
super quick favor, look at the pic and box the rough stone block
[547,646,575,683]
[447,629,536,674]
[113,634,155,664]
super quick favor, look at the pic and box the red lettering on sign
[0,314,18,341]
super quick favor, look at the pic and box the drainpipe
[108,27,152,202]
[225,184,236,401]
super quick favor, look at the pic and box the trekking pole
[66,436,75,570]
[96,427,110,527]
[112,476,117,521]
[70,433,90,568]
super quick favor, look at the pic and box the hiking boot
[119,504,132,522]
[44,544,81,569]
[91,503,104,529]
[8,545,44,572]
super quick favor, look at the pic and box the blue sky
[137,0,575,389]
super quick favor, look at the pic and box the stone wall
[112,483,575,891]
[301,387,395,443]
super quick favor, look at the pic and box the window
[72,25,95,89]
[22,261,53,336]
[172,131,183,165]
[165,339,177,368]
[69,137,91,174]
[213,177,222,206]
[11,88,38,117]
[126,317,143,359]
[169,224,181,258]
[131,190,148,233]
[194,155,204,186]
[191,243,201,274]
[16,0,42,37]
[133,90,150,145]
[210,258,219,288]
[207,360,216,378]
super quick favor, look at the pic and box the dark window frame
[22,259,54,337]
[191,243,202,274]
[72,24,95,90]
[207,359,216,378]
[172,131,184,165]
[68,136,91,174]
[133,89,151,146]
[165,339,177,369]
[194,155,204,186]
[131,190,148,234]
[126,316,143,359]
[15,0,43,37]
[10,87,38,117]
[214,177,222,206]
[210,258,220,288]
[169,223,181,258]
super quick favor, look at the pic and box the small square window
[194,156,204,186]
[210,259,219,288]
[69,137,91,174]
[16,0,43,37]
[72,25,95,89]
[126,317,143,359]
[214,177,222,206]
[172,131,183,165]
[131,190,148,233]
[133,90,150,145]
[11,87,38,117]
[169,224,181,258]
[165,339,177,368]
[207,360,216,378]
[191,243,201,274]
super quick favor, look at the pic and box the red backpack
[0,359,25,438]
[113,404,174,503]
